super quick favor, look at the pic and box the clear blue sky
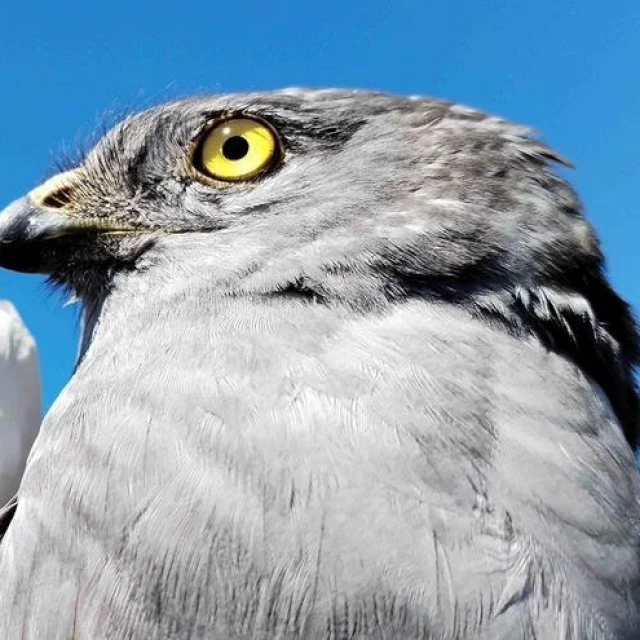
[1,0,639,411]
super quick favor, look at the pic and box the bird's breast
[2,297,639,638]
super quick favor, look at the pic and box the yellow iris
[197,117,278,181]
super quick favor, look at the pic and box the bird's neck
[70,268,635,522]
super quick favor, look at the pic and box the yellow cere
[199,118,277,181]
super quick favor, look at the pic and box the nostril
[40,186,74,209]
[28,169,84,211]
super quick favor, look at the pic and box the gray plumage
[0,88,638,638]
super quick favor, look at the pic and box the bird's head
[0,89,637,443]
[0,89,606,298]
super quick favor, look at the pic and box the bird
[0,88,638,639]
[0,301,41,507]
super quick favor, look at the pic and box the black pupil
[222,136,250,161]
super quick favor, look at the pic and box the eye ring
[191,115,283,183]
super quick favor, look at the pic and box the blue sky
[1,0,639,411]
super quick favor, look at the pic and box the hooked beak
[0,196,79,273]
[0,171,139,274]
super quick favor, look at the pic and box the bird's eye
[194,117,280,182]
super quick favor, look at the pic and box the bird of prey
[0,301,41,506]
[0,89,638,639]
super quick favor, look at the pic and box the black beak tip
[0,242,47,274]
[0,198,59,274]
